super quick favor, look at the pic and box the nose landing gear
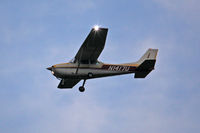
[79,79,86,92]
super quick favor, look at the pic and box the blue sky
[0,0,200,133]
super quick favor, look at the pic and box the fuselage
[46,26,158,91]
[48,61,139,79]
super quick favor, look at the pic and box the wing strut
[75,63,80,74]
[75,48,83,74]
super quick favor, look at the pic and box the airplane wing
[58,79,81,89]
[75,27,108,64]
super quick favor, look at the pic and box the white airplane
[47,26,158,92]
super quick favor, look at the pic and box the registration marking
[108,65,130,71]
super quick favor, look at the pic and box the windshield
[69,58,75,63]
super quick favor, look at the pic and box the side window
[96,61,101,65]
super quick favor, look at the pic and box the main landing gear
[78,73,93,92]
[79,79,86,92]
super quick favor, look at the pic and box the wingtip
[92,27,108,31]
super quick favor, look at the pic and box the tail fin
[134,48,158,78]
[136,48,158,65]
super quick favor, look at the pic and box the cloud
[153,0,200,22]
[66,0,95,13]
[5,90,109,133]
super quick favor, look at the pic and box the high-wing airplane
[47,26,158,92]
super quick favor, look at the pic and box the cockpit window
[69,59,102,64]
[80,60,100,64]
[69,58,76,63]
[80,60,89,64]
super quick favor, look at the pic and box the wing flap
[58,79,81,89]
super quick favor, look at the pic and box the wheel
[79,86,85,92]
[88,73,93,78]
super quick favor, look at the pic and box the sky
[0,0,200,133]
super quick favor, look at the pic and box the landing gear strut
[79,79,86,92]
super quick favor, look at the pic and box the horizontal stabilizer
[136,60,156,70]
[134,60,156,78]
[134,71,151,78]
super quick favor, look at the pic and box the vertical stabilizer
[134,49,158,78]
[136,48,158,65]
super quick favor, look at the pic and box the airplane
[47,26,158,92]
